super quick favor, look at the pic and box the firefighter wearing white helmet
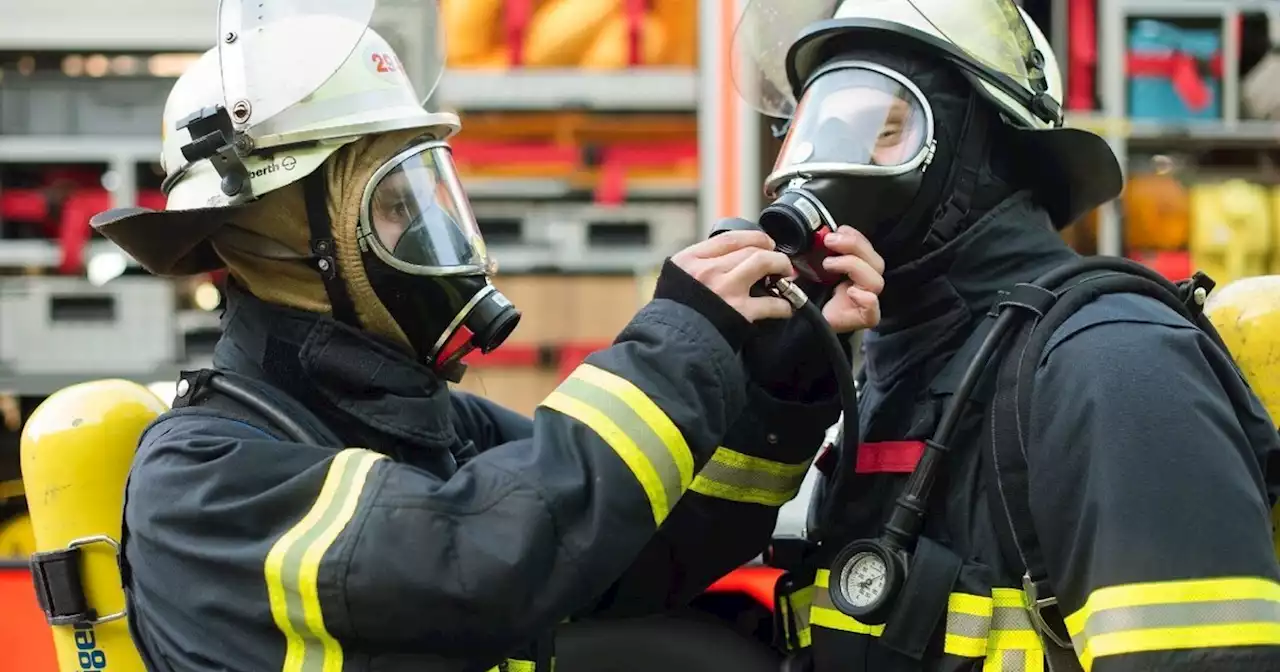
[731,1,1280,671]
[61,0,893,670]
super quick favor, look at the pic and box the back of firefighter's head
[742,0,1122,271]
[89,4,520,383]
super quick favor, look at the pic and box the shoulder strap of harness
[168,368,344,449]
[978,256,1222,670]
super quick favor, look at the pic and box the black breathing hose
[767,278,860,517]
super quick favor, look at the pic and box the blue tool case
[1127,19,1222,121]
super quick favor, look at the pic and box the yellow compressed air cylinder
[21,379,168,672]
[1204,276,1280,560]
[0,513,36,558]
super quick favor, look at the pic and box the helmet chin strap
[301,168,360,328]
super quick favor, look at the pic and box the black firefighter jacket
[118,261,843,672]
[777,191,1280,672]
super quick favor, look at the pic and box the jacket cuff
[652,258,751,352]
[730,382,842,465]
[742,311,852,404]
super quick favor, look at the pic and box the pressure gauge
[828,538,906,625]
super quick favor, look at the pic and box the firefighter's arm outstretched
[452,229,877,616]
[128,242,807,667]
[1027,295,1280,672]
[131,298,747,665]
[450,264,846,616]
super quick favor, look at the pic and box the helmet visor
[732,0,1043,119]
[731,0,839,118]
[360,141,492,276]
[770,64,932,184]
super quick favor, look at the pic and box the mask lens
[363,144,491,274]
[775,65,930,175]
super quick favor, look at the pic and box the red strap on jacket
[856,441,926,474]
[814,440,926,475]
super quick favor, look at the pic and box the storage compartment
[0,276,177,375]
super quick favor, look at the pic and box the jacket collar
[212,283,460,467]
[861,191,1079,387]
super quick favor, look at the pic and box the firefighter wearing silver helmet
[82,1,892,670]
[730,0,1280,670]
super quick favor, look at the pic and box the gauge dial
[839,551,888,608]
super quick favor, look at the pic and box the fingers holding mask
[820,226,885,332]
[822,226,885,292]
[678,229,776,261]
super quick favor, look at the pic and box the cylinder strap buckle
[29,534,127,626]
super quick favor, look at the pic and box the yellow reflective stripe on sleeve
[540,363,694,526]
[570,363,695,488]
[811,569,1044,668]
[1064,576,1280,671]
[506,660,536,672]
[264,448,387,672]
[689,446,812,506]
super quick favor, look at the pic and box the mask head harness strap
[301,168,360,327]
[924,91,990,250]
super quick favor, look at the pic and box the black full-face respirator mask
[355,140,521,383]
[756,56,950,283]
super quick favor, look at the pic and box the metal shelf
[0,367,196,397]
[0,135,159,163]
[435,69,699,111]
[1066,115,1280,145]
[1121,0,1280,16]
[0,239,138,269]
[465,177,697,200]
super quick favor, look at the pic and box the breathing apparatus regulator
[727,0,1077,626]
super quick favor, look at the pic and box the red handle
[624,0,647,66]
[504,0,533,67]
